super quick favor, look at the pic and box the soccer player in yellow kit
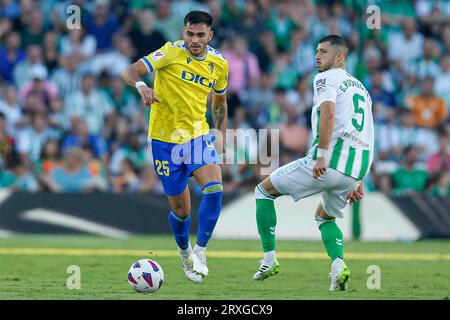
[121,11,228,283]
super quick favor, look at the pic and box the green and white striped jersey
[307,68,374,180]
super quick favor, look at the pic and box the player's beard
[186,42,206,57]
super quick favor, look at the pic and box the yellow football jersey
[140,40,229,144]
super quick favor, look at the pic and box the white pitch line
[21,209,130,239]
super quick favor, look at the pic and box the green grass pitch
[0,235,449,300]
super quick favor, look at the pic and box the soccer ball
[127,259,164,293]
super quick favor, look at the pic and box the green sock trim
[319,220,344,261]
[256,198,277,252]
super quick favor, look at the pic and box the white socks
[194,244,206,254]
[264,250,276,263]
[179,243,193,257]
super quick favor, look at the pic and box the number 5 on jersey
[155,160,170,176]
[352,93,365,132]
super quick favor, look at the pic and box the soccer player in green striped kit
[253,35,373,291]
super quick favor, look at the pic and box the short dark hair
[184,11,213,27]
[318,34,348,48]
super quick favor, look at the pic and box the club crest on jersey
[150,50,165,62]
[208,63,214,74]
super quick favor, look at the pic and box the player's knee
[255,184,275,201]
[172,202,191,218]
[314,204,334,228]
[201,182,223,197]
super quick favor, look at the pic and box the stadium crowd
[0,0,449,196]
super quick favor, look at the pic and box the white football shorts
[270,156,359,218]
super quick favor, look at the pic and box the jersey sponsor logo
[150,50,165,62]
[181,70,214,88]
[316,78,326,94]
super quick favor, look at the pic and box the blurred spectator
[0,112,15,169]
[65,72,114,135]
[285,75,313,118]
[406,77,448,128]
[13,44,46,88]
[16,112,59,166]
[391,146,428,195]
[431,172,449,197]
[369,71,397,123]
[42,30,59,73]
[154,0,183,42]
[3,157,39,192]
[223,36,260,95]
[108,130,151,176]
[441,24,450,55]
[427,128,450,175]
[0,85,23,136]
[40,147,96,193]
[50,54,82,100]
[254,30,277,73]
[239,72,274,128]
[35,139,62,176]
[290,26,315,76]
[62,117,108,161]
[270,50,297,90]
[392,108,437,161]
[267,0,297,51]
[0,0,20,19]
[0,31,25,83]
[111,158,141,193]
[18,65,58,113]
[89,35,134,77]
[363,46,396,93]
[60,27,97,61]
[20,7,46,48]
[279,106,309,163]
[388,19,424,70]
[434,54,450,110]
[207,0,235,49]
[128,8,166,61]
[106,77,139,116]
[234,0,266,48]
[407,38,441,81]
[84,0,119,52]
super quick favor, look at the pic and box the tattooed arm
[211,93,228,154]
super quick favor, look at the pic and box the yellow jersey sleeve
[213,59,228,95]
[140,41,174,73]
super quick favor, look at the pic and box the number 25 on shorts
[155,160,170,176]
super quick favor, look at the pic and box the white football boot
[192,249,209,277]
[253,259,280,281]
[329,258,351,291]
[179,247,202,283]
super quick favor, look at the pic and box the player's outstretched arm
[120,60,160,107]
[313,101,335,178]
[211,93,228,154]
